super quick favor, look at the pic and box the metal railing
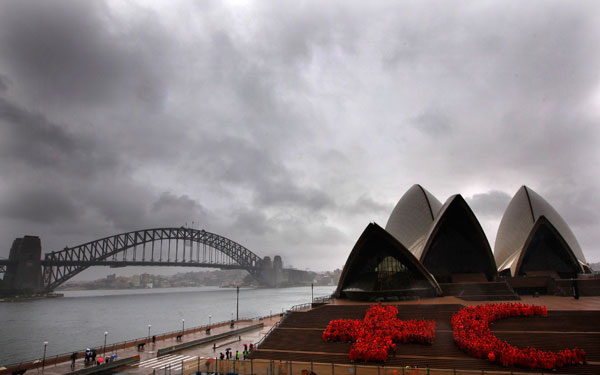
[177,357,561,375]
[313,294,334,304]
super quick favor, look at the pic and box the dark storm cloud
[192,136,334,210]
[0,97,78,167]
[0,1,168,108]
[0,73,9,92]
[230,209,270,236]
[150,192,209,228]
[0,187,79,224]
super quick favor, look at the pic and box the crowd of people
[219,343,254,361]
[322,304,435,362]
[451,302,587,370]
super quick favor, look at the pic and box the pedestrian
[70,352,77,370]
[235,351,239,360]
[243,350,247,360]
[220,352,225,360]
[249,343,254,351]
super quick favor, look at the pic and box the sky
[0,0,599,280]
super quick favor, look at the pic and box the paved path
[37,316,281,375]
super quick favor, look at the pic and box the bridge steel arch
[41,228,264,290]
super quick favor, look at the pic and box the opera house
[250,185,600,374]
[335,184,596,301]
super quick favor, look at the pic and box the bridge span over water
[0,228,310,293]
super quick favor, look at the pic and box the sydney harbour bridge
[0,227,310,293]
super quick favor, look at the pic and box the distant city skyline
[1,1,599,282]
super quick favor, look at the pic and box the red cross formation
[322,304,435,362]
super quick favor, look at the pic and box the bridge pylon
[3,236,44,293]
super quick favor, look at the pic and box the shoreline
[0,292,64,302]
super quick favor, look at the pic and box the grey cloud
[79,185,149,232]
[0,1,168,109]
[0,73,9,92]
[466,190,512,217]
[257,2,360,64]
[256,183,333,210]
[0,97,118,177]
[342,194,392,216]
[193,136,334,211]
[543,185,600,228]
[0,187,79,224]
[151,192,200,213]
[0,97,77,166]
[150,192,209,228]
[411,109,453,137]
[230,209,270,236]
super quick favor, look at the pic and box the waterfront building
[336,184,592,300]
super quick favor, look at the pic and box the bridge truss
[41,228,263,290]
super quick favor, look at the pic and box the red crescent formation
[452,303,587,370]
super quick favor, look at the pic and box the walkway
[33,316,281,375]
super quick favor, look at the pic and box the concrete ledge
[64,355,140,375]
[157,323,264,356]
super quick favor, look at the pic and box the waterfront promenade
[0,315,281,375]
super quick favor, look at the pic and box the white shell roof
[494,186,586,275]
[385,184,442,256]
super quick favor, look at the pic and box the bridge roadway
[27,316,281,375]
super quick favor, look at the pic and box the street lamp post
[209,315,212,327]
[311,283,314,303]
[236,286,240,321]
[42,341,48,373]
[182,319,185,333]
[103,332,108,356]
[148,324,151,340]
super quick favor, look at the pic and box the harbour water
[0,285,336,366]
